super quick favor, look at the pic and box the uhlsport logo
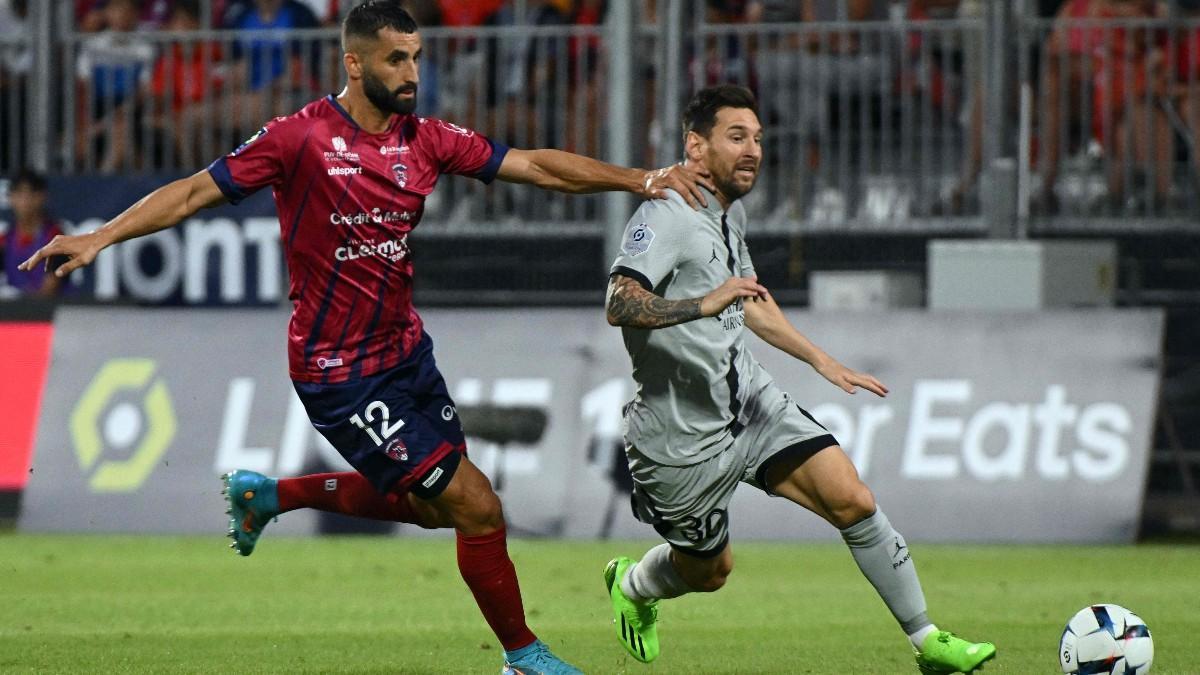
[69,358,177,492]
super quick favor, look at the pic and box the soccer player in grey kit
[602,85,997,674]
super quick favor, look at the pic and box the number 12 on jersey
[349,400,405,446]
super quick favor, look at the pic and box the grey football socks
[840,508,933,639]
[621,543,693,603]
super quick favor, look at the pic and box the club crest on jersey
[230,126,268,156]
[384,438,408,462]
[622,223,655,256]
[392,162,409,188]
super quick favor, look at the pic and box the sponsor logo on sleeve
[622,223,655,256]
[230,127,268,156]
[436,120,474,137]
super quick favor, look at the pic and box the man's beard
[363,69,417,116]
[714,170,755,202]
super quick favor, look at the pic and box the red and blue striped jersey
[207,95,507,383]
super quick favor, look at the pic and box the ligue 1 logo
[392,162,409,188]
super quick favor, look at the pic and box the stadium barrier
[50,22,610,231]
[22,305,1163,543]
[0,302,54,492]
[3,9,1194,236]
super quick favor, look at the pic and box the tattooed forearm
[606,275,703,329]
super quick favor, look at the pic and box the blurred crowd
[1,0,1200,221]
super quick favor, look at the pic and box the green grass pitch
[0,534,1196,673]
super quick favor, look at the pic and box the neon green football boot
[604,556,660,663]
[915,630,996,673]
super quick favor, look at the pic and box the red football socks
[276,472,420,524]
[457,526,538,651]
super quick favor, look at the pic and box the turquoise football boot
[501,639,583,675]
[221,470,280,556]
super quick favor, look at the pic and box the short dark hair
[342,1,419,51]
[10,167,47,192]
[172,0,201,21]
[682,85,758,139]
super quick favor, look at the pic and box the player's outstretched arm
[606,273,766,329]
[19,170,227,279]
[496,148,715,209]
[743,293,889,397]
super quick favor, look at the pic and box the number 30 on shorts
[678,509,728,544]
[349,400,405,446]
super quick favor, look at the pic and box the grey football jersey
[610,189,763,467]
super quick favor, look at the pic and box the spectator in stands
[77,0,171,31]
[1170,0,1200,200]
[919,0,987,216]
[697,0,755,86]
[1037,0,1165,214]
[564,0,605,159]
[224,0,320,131]
[2,169,62,298]
[0,0,31,172]
[797,0,892,220]
[146,0,227,167]
[75,0,157,173]
[0,0,30,76]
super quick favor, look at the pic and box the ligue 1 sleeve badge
[392,162,409,188]
[623,223,654,256]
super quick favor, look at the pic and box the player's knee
[696,565,732,593]
[456,489,505,534]
[826,481,877,529]
[684,558,733,593]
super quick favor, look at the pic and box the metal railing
[687,16,988,233]
[1019,14,1200,231]
[44,22,609,231]
[2,5,1199,233]
[0,32,32,174]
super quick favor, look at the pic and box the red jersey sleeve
[426,118,509,183]
[206,118,289,204]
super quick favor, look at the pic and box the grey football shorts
[626,384,837,558]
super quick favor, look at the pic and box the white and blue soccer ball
[1059,604,1153,674]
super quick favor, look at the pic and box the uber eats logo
[70,359,177,492]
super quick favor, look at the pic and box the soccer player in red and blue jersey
[20,2,716,673]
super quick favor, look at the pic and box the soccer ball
[1059,604,1153,674]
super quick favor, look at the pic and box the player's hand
[640,163,715,209]
[700,276,768,317]
[18,231,106,279]
[815,361,889,398]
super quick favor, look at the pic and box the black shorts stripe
[668,534,730,560]
[796,404,828,431]
[755,434,839,494]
